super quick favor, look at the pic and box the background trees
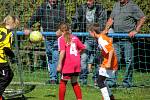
[0,0,149,33]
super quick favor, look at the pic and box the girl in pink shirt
[57,23,85,100]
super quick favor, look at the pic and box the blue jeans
[107,41,134,87]
[80,52,89,84]
[92,64,99,81]
[45,40,59,81]
[80,38,99,83]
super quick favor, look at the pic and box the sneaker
[110,95,115,100]
[122,82,132,88]
[102,95,115,100]
[45,80,58,84]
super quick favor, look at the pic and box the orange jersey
[98,34,118,70]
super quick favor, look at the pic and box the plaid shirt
[27,1,67,32]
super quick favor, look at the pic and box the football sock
[100,87,110,100]
[72,82,82,100]
[59,80,67,100]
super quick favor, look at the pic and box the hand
[129,30,137,38]
[24,28,32,35]
[57,64,62,72]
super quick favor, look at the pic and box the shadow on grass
[6,96,36,100]
[44,94,56,97]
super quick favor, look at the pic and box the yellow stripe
[0,27,12,63]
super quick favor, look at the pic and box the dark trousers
[0,63,14,95]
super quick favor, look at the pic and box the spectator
[72,0,107,85]
[102,0,146,88]
[88,23,117,100]
[57,23,85,100]
[0,15,20,100]
[24,0,67,84]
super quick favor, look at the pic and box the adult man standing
[24,0,67,84]
[103,0,146,88]
[72,0,107,85]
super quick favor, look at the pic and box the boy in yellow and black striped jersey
[0,15,20,100]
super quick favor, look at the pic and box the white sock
[100,87,110,100]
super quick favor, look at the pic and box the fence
[1,0,150,99]
[10,31,150,88]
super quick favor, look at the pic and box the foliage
[0,0,149,32]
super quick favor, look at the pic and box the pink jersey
[58,35,85,74]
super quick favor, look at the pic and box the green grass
[4,69,150,100]
[24,84,150,100]
[5,84,150,100]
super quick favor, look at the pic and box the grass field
[4,69,150,100]
[25,85,150,100]
[5,84,150,100]
[4,84,150,100]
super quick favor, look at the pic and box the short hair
[88,23,101,34]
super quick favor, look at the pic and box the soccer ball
[29,31,43,43]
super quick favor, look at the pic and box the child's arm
[3,47,15,58]
[57,50,65,72]
[77,38,86,54]
[101,18,113,35]
[106,48,114,69]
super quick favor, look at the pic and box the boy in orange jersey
[88,23,118,100]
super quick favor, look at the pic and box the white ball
[29,31,43,43]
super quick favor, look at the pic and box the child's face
[7,22,15,29]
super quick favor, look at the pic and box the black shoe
[122,82,132,88]
[45,80,57,84]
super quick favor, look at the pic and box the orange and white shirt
[98,34,118,70]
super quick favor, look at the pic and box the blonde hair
[1,15,20,28]
[59,22,71,44]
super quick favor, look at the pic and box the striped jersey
[98,34,118,70]
[0,26,13,63]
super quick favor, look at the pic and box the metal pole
[14,30,24,87]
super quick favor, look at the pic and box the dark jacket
[27,1,67,32]
[72,2,107,32]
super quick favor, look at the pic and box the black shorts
[0,63,14,95]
